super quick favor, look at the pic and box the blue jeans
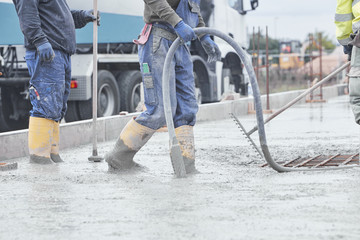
[136,24,199,130]
[25,49,71,122]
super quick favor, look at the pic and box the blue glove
[37,42,55,62]
[200,35,221,63]
[84,10,100,26]
[174,21,196,43]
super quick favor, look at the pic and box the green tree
[305,32,336,53]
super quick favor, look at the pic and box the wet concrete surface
[1,95,360,240]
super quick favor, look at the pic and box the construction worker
[105,0,221,173]
[12,0,99,164]
[335,0,360,124]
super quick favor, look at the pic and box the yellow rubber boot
[50,121,63,163]
[175,125,198,174]
[28,117,54,164]
[105,118,156,170]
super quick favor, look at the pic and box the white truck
[0,0,258,132]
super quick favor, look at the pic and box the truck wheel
[117,70,142,113]
[0,86,30,132]
[64,101,80,123]
[78,70,120,120]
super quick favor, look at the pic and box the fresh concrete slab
[0,95,359,240]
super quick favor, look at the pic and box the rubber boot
[50,121,63,163]
[175,125,198,174]
[28,117,54,164]
[105,118,156,170]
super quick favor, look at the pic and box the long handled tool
[88,0,103,162]
[246,62,350,136]
[232,62,350,159]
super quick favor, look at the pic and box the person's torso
[27,0,76,54]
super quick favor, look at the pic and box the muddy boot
[28,117,54,164]
[105,118,156,171]
[50,121,63,163]
[175,125,198,174]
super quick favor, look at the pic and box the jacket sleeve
[12,0,49,48]
[335,0,353,45]
[144,0,182,27]
[71,10,88,29]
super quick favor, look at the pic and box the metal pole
[256,27,260,80]
[88,0,103,162]
[319,33,323,100]
[266,26,270,110]
[309,34,313,100]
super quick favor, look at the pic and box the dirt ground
[1,95,360,240]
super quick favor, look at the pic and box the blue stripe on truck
[0,3,24,45]
[0,3,144,45]
[76,12,144,44]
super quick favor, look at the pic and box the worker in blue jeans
[13,0,99,164]
[105,0,221,173]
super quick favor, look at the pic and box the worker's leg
[173,45,199,173]
[50,121,63,163]
[349,46,360,124]
[50,53,71,163]
[105,30,176,170]
[25,50,67,164]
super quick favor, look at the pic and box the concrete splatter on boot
[50,121,63,163]
[175,125,198,174]
[28,117,54,164]
[105,118,156,171]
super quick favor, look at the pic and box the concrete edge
[0,84,348,161]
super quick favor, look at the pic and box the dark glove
[174,20,196,42]
[37,42,55,62]
[200,35,222,63]
[343,45,352,61]
[349,31,360,47]
[84,10,100,26]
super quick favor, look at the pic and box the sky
[246,0,338,42]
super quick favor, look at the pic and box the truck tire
[78,70,120,120]
[117,70,142,113]
[64,101,80,123]
[0,86,30,132]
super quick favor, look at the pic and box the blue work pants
[136,24,198,130]
[25,49,71,122]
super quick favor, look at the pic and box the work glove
[200,35,222,63]
[174,20,196,43]
[37,42,55,62]
[343,45,352,61]
[84,10,100,26]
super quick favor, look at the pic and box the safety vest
[335,0,360,45]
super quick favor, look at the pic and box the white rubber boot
[175,125,198,174]
[28,117,54,164]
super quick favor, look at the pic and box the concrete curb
[0,84,347,161]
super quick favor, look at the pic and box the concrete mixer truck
[0,0,258,132]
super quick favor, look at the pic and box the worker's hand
[200,35,221,63]
[174,21,196,43]
[343,45,352,61]
[37,42,55,62]
[84,10,100,26]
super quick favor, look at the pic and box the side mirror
[233,0,259,15]
[251,0,259,10]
